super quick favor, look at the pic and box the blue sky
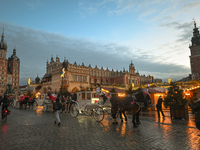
[0,0,200,85]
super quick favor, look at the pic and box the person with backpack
[53,97,63,126]
[0,94,10,119]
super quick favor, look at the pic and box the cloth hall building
[41,55,152,93]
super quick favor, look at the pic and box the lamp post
[61,68,65,100]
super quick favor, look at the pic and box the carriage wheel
[33,102,37,110]
[93,107,104,122]
[17,102,20,108]
[70,102,79,118]
[43,104,47,112]
[84,105,93,116]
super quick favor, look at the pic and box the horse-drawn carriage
[33,93,57,111]
[15,96,31,109]
[70,91,112,122]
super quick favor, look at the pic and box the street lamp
[61,68,65,99]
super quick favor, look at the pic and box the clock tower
[189,20,200,80]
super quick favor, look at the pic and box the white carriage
[33,93,54,111]
[70,91,112,122]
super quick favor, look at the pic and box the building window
[78,75,82,82]
[83,76,87,82]
[91,79,94,83]
[72,74,77,82]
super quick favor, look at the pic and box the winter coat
[156,98,163,109]
[189,100,200,123]
[0,96,9,106]
[53,98,63,111]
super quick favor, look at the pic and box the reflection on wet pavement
[1,107,200,149]
[140,110,196,128]
[36,106,43,116]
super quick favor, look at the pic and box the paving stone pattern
[0,107,200,150]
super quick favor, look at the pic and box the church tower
[0,29,8,94]
[189,20,200,80]
[8,48,20,95]
[0,29,20,96]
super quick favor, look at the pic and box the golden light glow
[35,92,41,98]
[118,93,125,97]
[101,88,109,93]
[28,78,31,85]
[168,78,171,84]
[101,88,125,97]
[36,106,43,116]
[61,68,65,77]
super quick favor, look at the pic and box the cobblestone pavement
[0,107,200,150]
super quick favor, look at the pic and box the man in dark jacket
[0,94,10,119]
[189,97,200,136]
[53,97,63,126]
[156,96,165,118]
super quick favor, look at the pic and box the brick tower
[0,29,20,96]
[189,20,200,80]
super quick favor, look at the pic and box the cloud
[24,0,42,10]
[159,21,193,42]
[0,21,190,85]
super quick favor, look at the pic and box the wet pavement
[0,107,200,150]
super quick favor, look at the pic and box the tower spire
[0,28,7,50]
[191,20,200,46]
[194,19,197,28]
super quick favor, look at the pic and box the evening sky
[0,0,200,85]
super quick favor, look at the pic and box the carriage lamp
[92,98,99,104]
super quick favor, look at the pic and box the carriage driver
[96,83,107,103]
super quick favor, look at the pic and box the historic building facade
[41,55,152,93]
[189,21,200,80]
[0,30,20,96]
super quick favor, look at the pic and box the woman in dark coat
[156,96,165,118]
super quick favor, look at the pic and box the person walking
[189,97,200,136]
[53,97,63,126]
[67,95,72,113]
[156,96,165,118]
